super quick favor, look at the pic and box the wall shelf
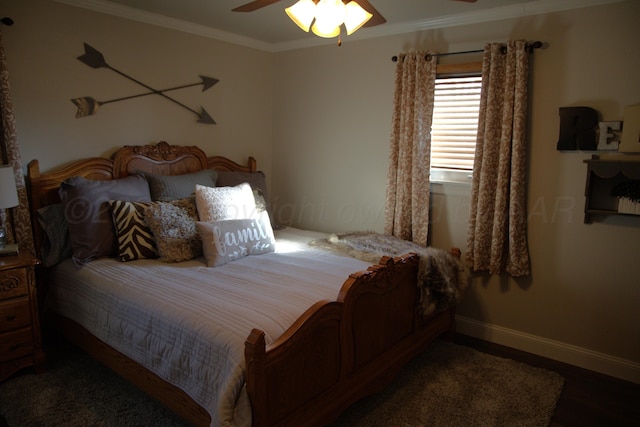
[583,155,640,223]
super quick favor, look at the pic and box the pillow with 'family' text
[196,211,275,267]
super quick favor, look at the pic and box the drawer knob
[6,313,15,321]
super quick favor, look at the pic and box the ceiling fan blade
[357,0,387,27]
[232,0,282,12]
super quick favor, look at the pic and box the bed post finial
[27,159,41,179]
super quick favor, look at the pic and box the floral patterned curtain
[384,52,437,246]
[0,27,35,254]
[465,40,530,276]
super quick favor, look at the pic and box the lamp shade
[0,165,19,209]
[344,1,373,35]
[311,22,341,38]
[285,0,316,32]
[311,0,345,38]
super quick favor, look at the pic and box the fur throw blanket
[310,232,469,316]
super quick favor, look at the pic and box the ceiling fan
[232,0,478,30]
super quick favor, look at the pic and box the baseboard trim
[455,315,640,384]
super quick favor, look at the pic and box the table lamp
[0,165,19,249]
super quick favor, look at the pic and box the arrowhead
[77,43,108,68]
[198,107,216,125]
[200,76,219,92]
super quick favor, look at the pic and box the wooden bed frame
[26,141,456,427]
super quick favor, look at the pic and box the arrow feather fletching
[71,96,100,117]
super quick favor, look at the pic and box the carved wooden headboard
[26,141,256,259]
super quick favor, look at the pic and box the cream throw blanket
[310,232,468,315]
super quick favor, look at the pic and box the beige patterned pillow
[195,183,257,221]
[144,197,202,263]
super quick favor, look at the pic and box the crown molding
[54,0,627,53]
[53,0,273,51]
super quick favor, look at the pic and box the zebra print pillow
[109,200,158,262]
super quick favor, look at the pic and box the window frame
[430,62,483,185]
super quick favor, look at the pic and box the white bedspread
[47,227,372,427]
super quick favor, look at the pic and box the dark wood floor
[453,333,640,427]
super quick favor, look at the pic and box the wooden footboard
[245,253,455,427]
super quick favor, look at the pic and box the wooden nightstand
[0,252,45,382]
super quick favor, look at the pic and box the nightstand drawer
[0,328,34,363]
[0,268,28,299]
[0,297,31,333]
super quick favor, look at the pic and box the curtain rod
[391,41,543,62]
[0,17,14,26]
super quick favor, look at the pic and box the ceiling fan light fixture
[285,0,316,32]
[312,0,346,36]
[344,1,373,35]
[285,0,373,40]
[311,22,341,38]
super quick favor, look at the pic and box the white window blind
[430,75,482,172]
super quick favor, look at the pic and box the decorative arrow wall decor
[71,43,218,124]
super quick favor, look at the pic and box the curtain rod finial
[526,40,544,53]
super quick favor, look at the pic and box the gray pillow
[59,175,151,267]
[141,169,217,201]
[196,211,275,267]
[36,204,72,267]
[216,170,268,203]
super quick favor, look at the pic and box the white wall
[272,1,640,381]
[3,0,274,176]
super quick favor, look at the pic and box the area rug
[0,339,564,427]
[328,339,565,426]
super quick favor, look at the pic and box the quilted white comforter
[47,227,372,427]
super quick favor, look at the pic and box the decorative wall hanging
[556,106,621,151]
[71,44,218,124]
[556,106,599,150]
[596,121,621,151]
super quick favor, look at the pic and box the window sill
[430,169,472,195]
[430,169,472,183]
